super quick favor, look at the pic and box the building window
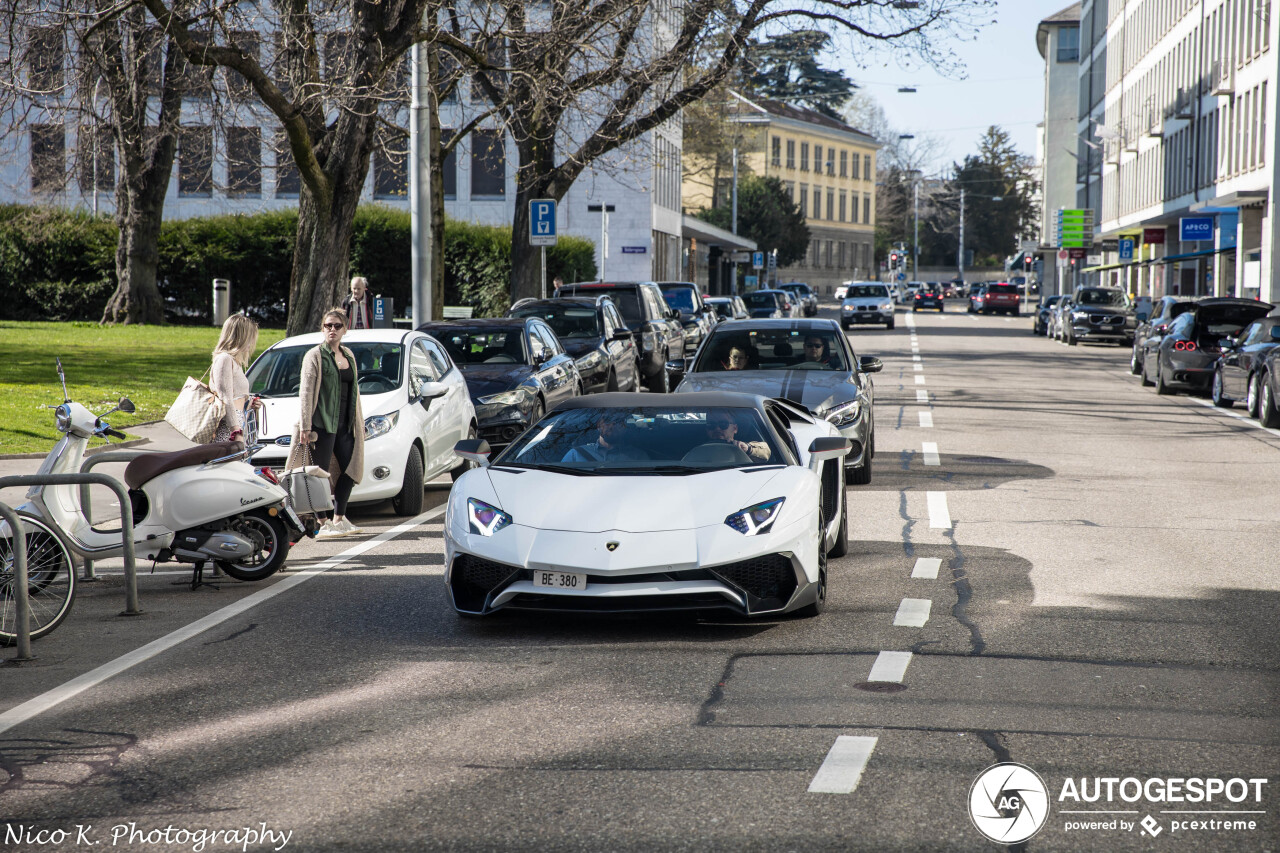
[825,240,833,268]
[863,194,871,223]
[325,32,354,83]
[826,151,835,175]
[274,133,300,197]
[178,33,214,98]
[441,129,457,199]
[786,139,795,169]
[863,154,871,180]
[227,126,261,196]
[30,124,65,193]
[813,145,822,174]
[1057,26,1080,63]
[373,138,407,199]
[27,26,64,95]
[800,142,809,171]
[226,32,260,99]
[470,129,505,197]
[839,192,847,222]
[851,152,860,180]
[840,150,848,177]
[77,125,114,193]
[827,189,834,220]
[851,192,860,223]
[799,185,808,215]
[439,50,461,104]
[178,126,212,197]
[771,136,781,167]
[782,181,794,201]
[812,186,821,219]
[471,37,506,103]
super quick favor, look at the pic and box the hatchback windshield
[694,328,848,372]
[434,328,527,365]
[494,405,783,473]
[247,343,404,397]
[1075,288,1129,307]
[659,285,698,314]
[510,305,600,338]
[844,285,889,299]
[707,299,736,319]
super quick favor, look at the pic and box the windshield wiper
[602,465,712,475]
[507,464,601,476]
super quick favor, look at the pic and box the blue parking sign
[752,251,765,269]
[530,199,557,246]
[1118,238,1134,260]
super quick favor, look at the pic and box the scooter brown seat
[124,441,245,490]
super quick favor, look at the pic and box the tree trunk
[509,140,562,306]
[102,198,166,324]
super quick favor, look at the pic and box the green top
[312,345,356,433]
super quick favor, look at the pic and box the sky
[835,0,1072,176]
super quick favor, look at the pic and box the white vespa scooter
[15,360,305,590]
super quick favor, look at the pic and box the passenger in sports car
[704,410,771,461]
[560,413,649,463]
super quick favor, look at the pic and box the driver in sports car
[704,410,771,462]
[560,413,649,463]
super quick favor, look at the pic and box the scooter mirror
[118,397,136,413]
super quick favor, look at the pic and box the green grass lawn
[1,321,285,455]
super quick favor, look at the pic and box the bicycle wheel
[1,515,76,645]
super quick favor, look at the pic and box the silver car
[674,318,881,484]
[840,282,895,330]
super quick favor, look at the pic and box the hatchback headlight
[467,498,513,536]
[725,497,785,535]
[478,389,531,406]
[363,411,399,440]
[820,399,862,427]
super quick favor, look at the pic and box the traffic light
[1024,255,1033,269]
[889,252,900,266]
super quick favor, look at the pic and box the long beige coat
[286,345,365,485]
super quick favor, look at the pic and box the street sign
[1055,209,1095,248]
[730,250,752,263]
[1057,248,1069,261]
[1143,227,1166,244]
[744,275,758,288]
[752,251,765,270]
[896,272,906,281]
[1118,238,1135,261]
[530,199,557,246]
[1179,216,1214,242]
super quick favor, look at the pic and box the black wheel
[1155,360,1173,395]
[1211,368,1233,408]
[1260,374,1280,428]
[215,510,290,582]
[1011,308,1019,317]
[1130,345,1143,375]
[886,319,895,330]
[1067,331,1078,345]
[392,445,425,516]
[827,494,848,558]
[1,515,76,645]
[842,321,851,330]
[938,304,945,313]
[848,446,871,485]
[912,306,919,313]
[1247,373,1262,417]
[451,424,479,482]
[647,354,670,393]
[793,514,828,618]
[1140,353,1154,387]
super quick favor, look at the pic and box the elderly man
[342,276,375,330]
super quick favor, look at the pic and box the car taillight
[1173,340,1198,351]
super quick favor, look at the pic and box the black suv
[509,295,642,393]
[655,281,718,359]
[555,281,686,392]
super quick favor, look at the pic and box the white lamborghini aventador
[443,391,851,618]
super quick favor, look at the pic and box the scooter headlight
[725,497,785,535]
[54,404,71,433]
[467,498,513,536]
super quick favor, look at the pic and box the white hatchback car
[246,329,478,515]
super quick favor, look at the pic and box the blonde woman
[287,309,366,539]
[210,313,262,443]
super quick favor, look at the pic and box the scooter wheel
[217,509,290,582]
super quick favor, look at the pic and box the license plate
[533,570,587,590]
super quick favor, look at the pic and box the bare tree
[0,2,194,324]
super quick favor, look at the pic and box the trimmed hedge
[0,204,597,323]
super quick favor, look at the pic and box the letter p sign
[530,199,558,246]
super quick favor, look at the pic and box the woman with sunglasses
[290,308,367,539]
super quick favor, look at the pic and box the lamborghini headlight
[467,498,513,536]
[725,497,785,535]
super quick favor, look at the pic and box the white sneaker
[336,518,364,536]
[316,520,345,539]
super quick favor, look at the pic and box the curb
[0,436,151,461]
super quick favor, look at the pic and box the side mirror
[118,397,136,413]
[453,438,492,468]
[1269,327,1280,341]
[667,308,679,320]
[1218,337,1238,350]
[533,351,551,365]
[807,436,852,469]
[859,356,884,374]
[612,328,634,341]
[665,358,687,385]
[417,380,448,400]
[1136,311,1150,322]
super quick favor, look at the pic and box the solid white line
[868,650,913,683]
[916,390,929,403]
[921,442,940,466]
[926,491,951,529]
[893,598,932,627]
[0,506,447,737]
[1189,397,1280,437]
[918,412,934,428]
[808,736,878,794]
[912,557,942,579]
[914,375,926,385]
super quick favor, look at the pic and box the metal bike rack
[0,474,141,617]
[0,500,33,662]
[78,449,154,581]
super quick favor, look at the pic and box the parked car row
[1037,286,1137,345]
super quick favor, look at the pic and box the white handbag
[164,371,226,444]
[282,442,334,515]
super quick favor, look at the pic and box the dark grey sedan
[673,318,882,484]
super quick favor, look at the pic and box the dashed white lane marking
[893,598,933,627]
[918,412,934,428]
[913,363,924,372]
[916,390,929,403]
[926,491,952,529]
[914,375,926,384]
[1004,317,1013,323]
[808,736,879,794]
[912,557,942,579]
[868,650,914,683]
[912,354,921,361]
[921,442,940,466]
[0,507,447,737]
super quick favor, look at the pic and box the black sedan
[1137,298,1273,396]
[1033,295,1064,335]
[673,318,881,485]
[1130,296,1194,373]
[509,295,642,394]
[418,318,583,448]
[1212,314,1280,413]
[912,284,945,312]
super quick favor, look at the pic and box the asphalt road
[2,301,1278,852]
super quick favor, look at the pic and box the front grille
[450,554,521,612]
[1091,315,1121,324]
[506,592,732,613]
[709,554,797,613]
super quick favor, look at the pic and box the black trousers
[311,427,356,517]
